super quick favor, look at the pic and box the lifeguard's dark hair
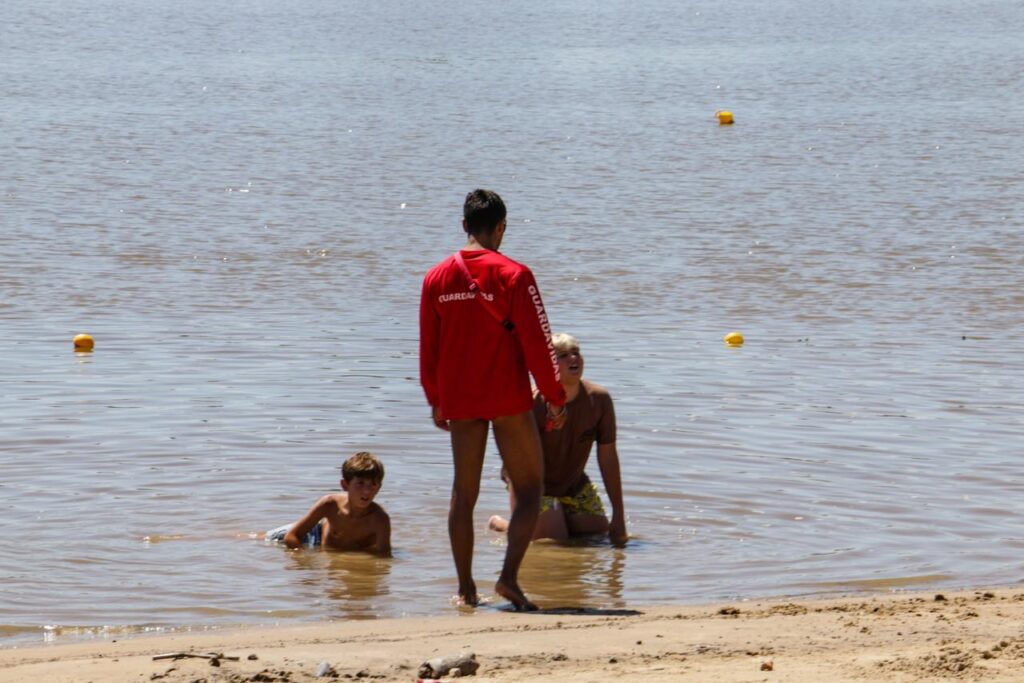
[341,451,385,484]
[463,189,506,236]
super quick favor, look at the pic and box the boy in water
[267,451,391,556]
[490,333,627,545]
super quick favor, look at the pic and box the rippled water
[2,0,1022,647]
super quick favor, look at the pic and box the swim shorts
[265,522,322,547]
[540,482,606,516]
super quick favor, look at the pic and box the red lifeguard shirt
[419,248,566,420]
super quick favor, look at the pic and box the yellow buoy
[73,333,95,352]
[716,110,734,125]
[724,331,744,346]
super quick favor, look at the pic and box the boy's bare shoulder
[313,492,348,510]
[368,502,390,521]
[582,379,611,397]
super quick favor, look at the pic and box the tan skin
[491,346,628,546]
[430,220,566,612]
[284,476,391,556]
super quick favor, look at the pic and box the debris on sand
[316,660,338,677]
[151,651,240,662]
[418,652,479,679]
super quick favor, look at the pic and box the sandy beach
[3,587,1023,682]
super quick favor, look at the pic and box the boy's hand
[545,403,567,431]
[431,405,450,431]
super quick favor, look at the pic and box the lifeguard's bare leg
[491,410,544,611]
[448,419,489,605]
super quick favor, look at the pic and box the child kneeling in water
[266,451,391,556]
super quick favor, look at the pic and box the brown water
[2,0,1022,647]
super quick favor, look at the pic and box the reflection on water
[517,543,626,610]
[284,551,393,620]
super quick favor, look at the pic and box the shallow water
[2,0,1022,647]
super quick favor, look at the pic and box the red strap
[453,252,515,333]
[452,251,478,291]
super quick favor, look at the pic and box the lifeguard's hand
[431,405,450,432]
[545,403,567,431]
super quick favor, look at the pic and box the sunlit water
[2,0,1022,647]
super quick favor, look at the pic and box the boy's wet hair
[463,189,506,236]
[342,451,385,484]
[550,332,580,354]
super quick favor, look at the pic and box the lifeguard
[419,189,566,611]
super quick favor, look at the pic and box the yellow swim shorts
[540,482,606,516]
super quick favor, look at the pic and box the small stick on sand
[152,652,240,661]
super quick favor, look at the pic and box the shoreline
[3,586,1023,682]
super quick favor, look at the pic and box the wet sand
[3,587,1023,682]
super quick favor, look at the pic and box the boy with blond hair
[491,333,627,545]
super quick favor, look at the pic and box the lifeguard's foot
[488,515,509,533]
[495,578,538,612]
[454,580,479,607]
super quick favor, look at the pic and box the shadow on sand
[532,606,643,617]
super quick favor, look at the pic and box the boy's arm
[595,391,626,545]
[283,497,331,549]
[373,510,392,557]
[597,442,628,546]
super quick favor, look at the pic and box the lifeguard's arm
[597,442,628,546]
[284,497,331,549]
[373,510,392,557]
[509,269,566,408]
[419,276,446,430]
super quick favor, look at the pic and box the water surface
[2,0,1022,647]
